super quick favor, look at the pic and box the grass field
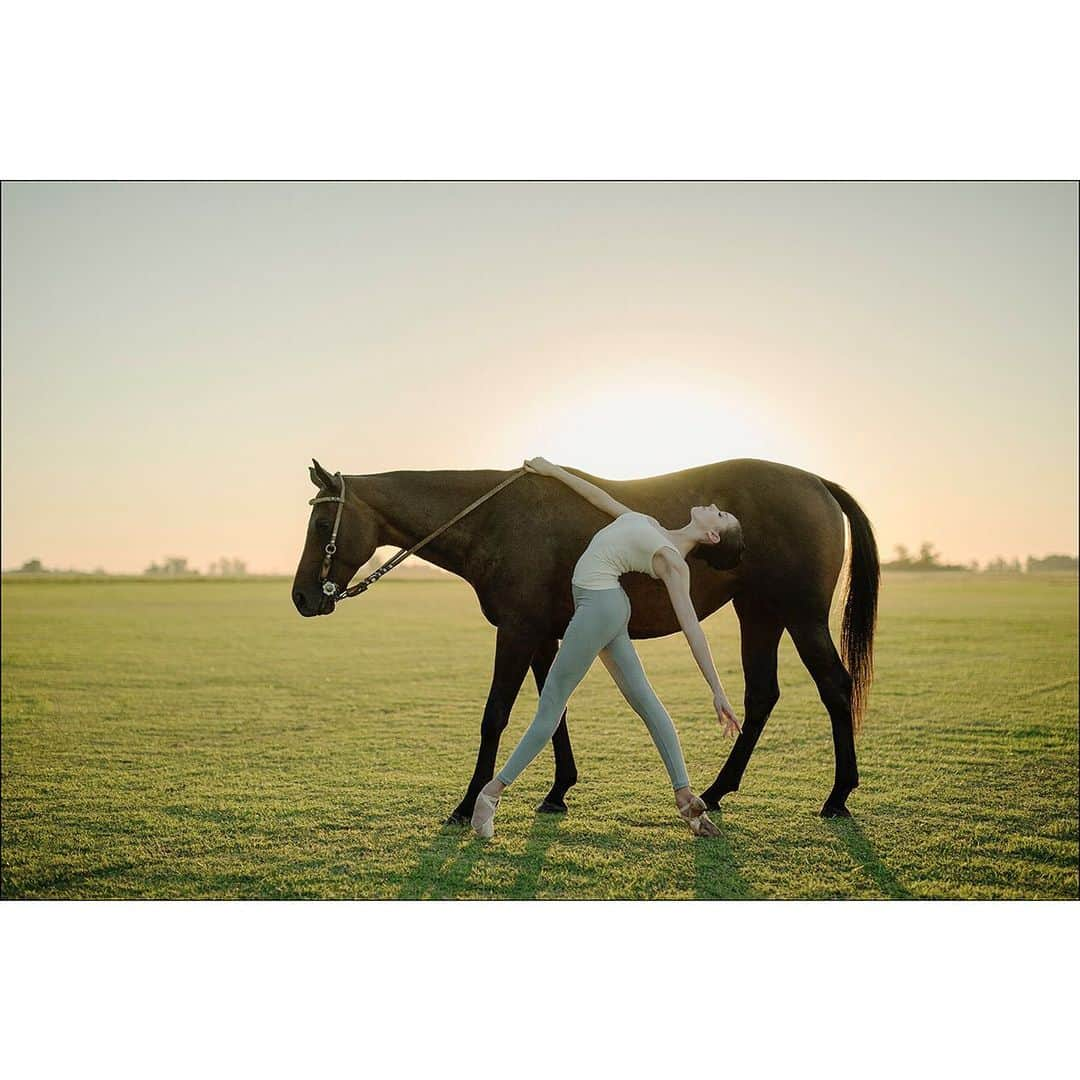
[2,572,1076,899]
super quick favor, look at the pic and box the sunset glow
[2,181,1076,573]
[531,380,793,479]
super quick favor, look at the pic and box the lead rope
[315,466,529,602]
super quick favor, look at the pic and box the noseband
[308,466,527,603]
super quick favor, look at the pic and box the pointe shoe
[678,794,721,838]
[471,790,501,838]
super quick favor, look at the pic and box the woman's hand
[523,456,557,477]
[713,689,742,737]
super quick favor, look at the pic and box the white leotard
[571,511,681,590]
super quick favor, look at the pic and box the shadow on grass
[693,817,756,899]
[508,812,565,898]
[398,824,486,899]
[398,811,566,899]
[827,818,915,899]
[5,861,137,898]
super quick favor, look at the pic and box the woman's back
[571,511,680,590]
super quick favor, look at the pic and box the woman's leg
[599,628,720,834]
[491,589,626,789]
[598,628,692,791]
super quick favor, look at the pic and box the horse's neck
[348,470,493,574]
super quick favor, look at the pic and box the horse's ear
[310,458,336,489]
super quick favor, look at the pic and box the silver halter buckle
[322,580,339,597]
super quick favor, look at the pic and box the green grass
[2,572,1077,899]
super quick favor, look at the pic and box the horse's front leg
[701,595,784,810]
[445,622,537,826]
[531,636,579,814]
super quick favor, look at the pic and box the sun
[537,383,779,479]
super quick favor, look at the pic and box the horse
[292,457,879,823]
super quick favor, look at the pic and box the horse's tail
[820,478,880,734]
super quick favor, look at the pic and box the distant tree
[983,556,1021,573]
[885,544,911,570]
[968,560,980,572]
[1026,554,1078,572]
[208,557,248,576]
[884,541,967,572]
[914,541,940,568]
[144,557,199,577]
[18,558,45,573]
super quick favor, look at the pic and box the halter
[308,472,349,597]
[307,466,528,602]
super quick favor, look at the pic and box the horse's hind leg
[531,636,579,814]
[701,595,784,810]
[786,617,859,817]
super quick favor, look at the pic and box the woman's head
[689,503,744,569]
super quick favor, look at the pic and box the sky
[2,181,1077,573]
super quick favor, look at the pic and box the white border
[2,901,1077,1075]
[2,2,1077,1074]
[2,2,1079,178]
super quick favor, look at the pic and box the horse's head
[291,458,380,617]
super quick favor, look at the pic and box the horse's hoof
[701,789,729,811]
[535,799,568,815]
[444,810,471,827]
[820,802,852,819]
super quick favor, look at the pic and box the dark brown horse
[292,457,879,823]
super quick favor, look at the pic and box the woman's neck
[660,520,710,557]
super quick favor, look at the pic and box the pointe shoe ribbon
[678,794,719,837]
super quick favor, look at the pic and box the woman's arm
[524,457,633,519]
[654,551,743,736]
[660,556,723,694]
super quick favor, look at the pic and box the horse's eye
[315,519,330,533]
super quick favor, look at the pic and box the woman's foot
[676,792,721,838]
[471,788,502,838]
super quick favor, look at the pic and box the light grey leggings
[495,584,691,790]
